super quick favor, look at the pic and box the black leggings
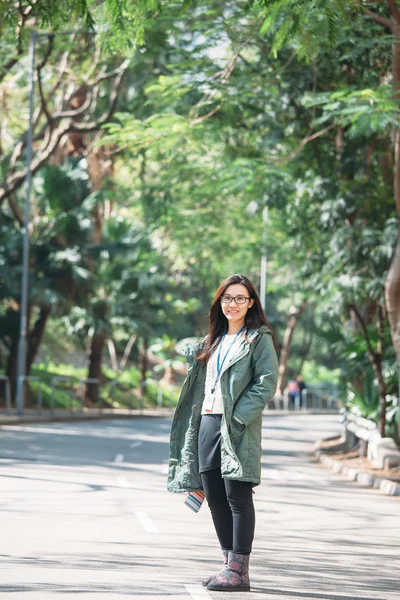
[201,468,255,555]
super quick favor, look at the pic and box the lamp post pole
[260,206,269,311]
[15,31,36,415]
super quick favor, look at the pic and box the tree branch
[8,195,24,227]
[9,48,72,169]
[0,60,129,207]
[191,103,222,124]
[279,50,297,74]
[36,35,55,126]
[54,89,94,120]
[0,1,35,83]
[387,0,400,25]
[349,303,377,362]
[274,123,336,165]
[10,57,127,168]
[365,9,393,30]
[119,333,137,371]
[193,39,251,119]
[376,302,385,360]
[54,60,129,120]
[69,61,129,131]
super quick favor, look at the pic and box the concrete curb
[316,447,400,497]
[0,408,176,426]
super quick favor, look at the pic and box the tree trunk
[161,364,176,386]
[87,146,113,243]
[385,241,400,404]
[276,302,307,396]
[5,338,18,401]
[140,336,149,400]
[107,338,119,371]
[297,331,313,375]
[351,303,388,436]
[85,331,106,404]
[374,354,388,437]
[84,146,114,400]
[386,15,400,439]
[26,305,51,373]
[119,333,137,371]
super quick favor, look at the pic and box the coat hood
[184,325,272,361]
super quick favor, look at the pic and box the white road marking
[185,585,212,599]
[117,476,129,488]
[261,468,312,481]
[136,512,159,534]
[129,441,143,448]
[114,453,124,463]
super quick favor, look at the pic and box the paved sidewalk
[0,414,399,599]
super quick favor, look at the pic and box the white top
[201,332,244,415]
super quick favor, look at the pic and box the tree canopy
[0,0,399,437]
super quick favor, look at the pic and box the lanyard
[211,326,245,394]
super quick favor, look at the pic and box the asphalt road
[0,414,399,600]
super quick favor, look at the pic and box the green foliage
[0,0,398,430]
[31,361,88,410]
[300,361,341,387]
[303,86,400,137]
[248,0,365,58]
[345,368,379,419]
[345,373,398,438]
[30,360,172,409]
[145,378,181,407]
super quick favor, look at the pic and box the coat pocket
[229,419,246,444]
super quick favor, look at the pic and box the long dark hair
[196,274,271,364]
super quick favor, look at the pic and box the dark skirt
[198,414,222,473]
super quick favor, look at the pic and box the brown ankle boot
[207,551,250,592]
[201,550,229,587]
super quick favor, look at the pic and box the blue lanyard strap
[211,326,245,393]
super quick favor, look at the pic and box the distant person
[288,379,300,405]
[167,274,278,592]
[296,374,306,407]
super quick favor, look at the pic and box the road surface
[0,414,399,599]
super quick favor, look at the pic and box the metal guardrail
[50,376,102,413]
[50,375,78,413]
[2,373,339,416]
[1,374,135,416]
[18,376,43,413]
[270,385,338,411]
[109,380,138,410]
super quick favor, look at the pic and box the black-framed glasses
[220,294,251,305]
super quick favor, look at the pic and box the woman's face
[220,283,254,327]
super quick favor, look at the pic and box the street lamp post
[15,31,36,416]
[260,206,269,311]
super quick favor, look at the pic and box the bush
[28,362,178,409]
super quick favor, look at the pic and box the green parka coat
[167,325,279,492]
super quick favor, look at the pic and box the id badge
[202,394,214,413]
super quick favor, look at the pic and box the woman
[167,274,278,592]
